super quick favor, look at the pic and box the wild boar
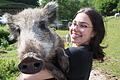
[0,1,69,80]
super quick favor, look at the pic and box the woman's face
[69,13,95,47]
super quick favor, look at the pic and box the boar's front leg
[55,47,69,73]
[45,62,67,80]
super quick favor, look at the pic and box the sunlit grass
[93,17,120,77]
[55,29,69,38]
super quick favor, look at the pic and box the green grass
[55,29,69,38]
[93,17,120,78]
[0,25,9,31]
[0,25,19,80]
[0,50,19,80]
[0,17,120,79]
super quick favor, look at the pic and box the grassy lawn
[55,29,69,38]
[0,17,120,79]
[93,17,120,78]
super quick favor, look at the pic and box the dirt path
[89,69,120,80]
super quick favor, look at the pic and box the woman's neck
[72,43,89,47]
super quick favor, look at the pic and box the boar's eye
[8,23,20,42]
[9,24,20,34]
[39,21,46,30]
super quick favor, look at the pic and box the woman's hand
[19,69,53,80]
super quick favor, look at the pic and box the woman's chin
[71,40,81,45]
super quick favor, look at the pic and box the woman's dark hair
[76,7,106,61]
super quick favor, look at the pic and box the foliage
[1,0,120,19]
[38,0,89,20]
[38,0,49,6]
[6,0,38,6]
[0,26,10,49]
[38,0,120,18]
[58,0,80,20]
[0,37,9,49]
[117,2,120,12]
[91,0,119,16]
[0,25,17,49]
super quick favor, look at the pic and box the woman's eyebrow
[73,20,90,26]
[79,22,90,25]
[72,20,89,25]
[79,21,90,25]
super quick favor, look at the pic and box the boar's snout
[18,52,44,74]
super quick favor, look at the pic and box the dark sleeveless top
[65,45,93,80]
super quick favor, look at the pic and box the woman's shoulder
[65,45,93,80]
[65,45,92,56]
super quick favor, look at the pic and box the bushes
[0,25,16,49]
[0,26,10,49]
[91,0,119,16]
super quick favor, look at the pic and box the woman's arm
[18,69,54,80]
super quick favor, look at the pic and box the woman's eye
[72,22,76,26]
[80,25,88,28]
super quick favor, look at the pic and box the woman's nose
[79,28,85,32]
[70,24,85,32]
[70,24,78,31]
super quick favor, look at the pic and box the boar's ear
[1,13,13,24]
[55,47,69,73]
[8,24,20,43]
[2,13,19,43]
[43,1,58,23]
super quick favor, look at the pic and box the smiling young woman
[69,13,95,47]
[65,7,106,80]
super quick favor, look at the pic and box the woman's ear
[91,31,96,38]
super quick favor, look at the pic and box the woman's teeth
[71,34,82,38]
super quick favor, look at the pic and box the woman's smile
[71,33,82,39]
